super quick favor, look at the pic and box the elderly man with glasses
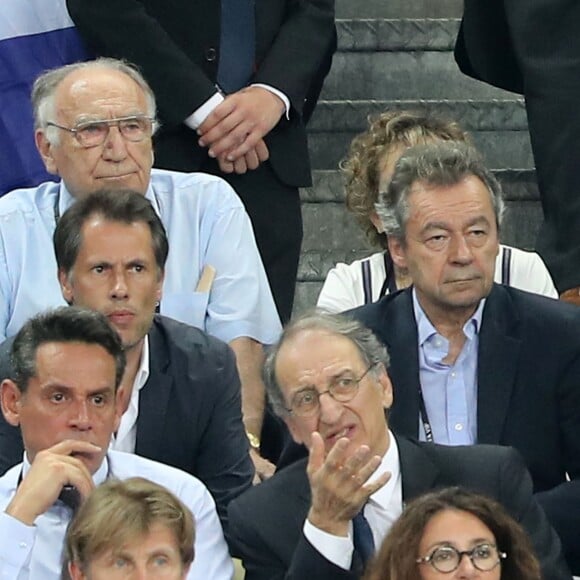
[0,57,282,478]
[227,311,570,580]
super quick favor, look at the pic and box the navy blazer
[0,315,254,536]
[229,436,570,580]
[352,285,580,567]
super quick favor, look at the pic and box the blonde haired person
[65,477,195,580]
[317,111,556,312]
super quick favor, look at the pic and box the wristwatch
[246,431,261,451]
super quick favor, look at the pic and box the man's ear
[35,129,59,176]
[1,379,24,427]
[58,269,74,305]
[375,363,393,411]
[284,416,306,447]
[68,560,86,580]
[387,235,407,270]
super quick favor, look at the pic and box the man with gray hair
[352,141,580,571]
[0,57,282,475]
[227,310,569,579]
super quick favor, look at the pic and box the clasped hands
[197,86,285,174]
[306,432,391,537]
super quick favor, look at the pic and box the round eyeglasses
[46,115,156,148]
[285,364,376,417]
[416,543,506,573]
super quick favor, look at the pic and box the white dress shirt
[303,431,403,570]
[111,336,150,453]
[0,450,234,580]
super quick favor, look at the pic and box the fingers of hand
[217,157,235,173]
[254,139,270,162]
[244,149,260,171]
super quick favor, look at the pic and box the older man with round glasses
[227,311,569,580]
[0,57,282,477]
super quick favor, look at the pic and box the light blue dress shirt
[0,450,234,580]
[0,168,281,344]
[412,289,484,445]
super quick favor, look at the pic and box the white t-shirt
[317,245,558,313]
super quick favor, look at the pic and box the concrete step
[322,20,514,101]
[307,99,533,170]
[336,0,463,19]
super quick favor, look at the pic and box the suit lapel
[476,285,522,444]
[135,318,173,458]
[397,436,439,502]
[384,290,422,438]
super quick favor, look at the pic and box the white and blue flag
[0,0,92,195]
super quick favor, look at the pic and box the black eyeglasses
[416,543,506,573]
[286,364,376,417]
[46,115,156,148]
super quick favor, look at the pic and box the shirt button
[205,47,217,62]
[455,423,463,431]
[19,541,27,549]
[451,372,456,378]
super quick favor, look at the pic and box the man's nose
[318,390,344,424]
[449,234,474,264]
[110,270,129,299]
[69,400,92,430]
[101,125,129,161]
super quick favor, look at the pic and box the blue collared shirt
[412,289,484,445]
[0,450,233,580]
[0,168,282,344]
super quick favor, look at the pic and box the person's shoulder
[489,284,580,323]
[108,450,208,494]
[0,181,59,218]
[149,168,243,210]
[350,287,411,326]
[152,315,231,360]
[231,458,308,512]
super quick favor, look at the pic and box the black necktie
[58,485,81,513]
[352,507,375,571]
[217,0,255,93]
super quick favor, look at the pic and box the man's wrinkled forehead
[54,67,149,121]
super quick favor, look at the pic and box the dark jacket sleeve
[0,338,24,476]
[228,494,357,580]
[191,339,254,539]
[496,447,572,580]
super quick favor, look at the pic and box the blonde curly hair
[342,110,469,249]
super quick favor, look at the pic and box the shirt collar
[367,430,401,508]
[134,334,150,394]
[412,287,485,346]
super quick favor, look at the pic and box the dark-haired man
[0,189,254,537]
[0,307,232,579]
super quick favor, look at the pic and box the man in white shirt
[0,307,233,580]
[228,311,569,580]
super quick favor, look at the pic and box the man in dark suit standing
[65,0,337,324]
[0,189,254,538]
[454,0,580,304]
[351,141,580,572]
[228,310,570,579]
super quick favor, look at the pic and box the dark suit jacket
[454,0,524,94]
[351,285,580,567]
[228,436,570,580]
[65,0,337,188]
[0,315,253,535]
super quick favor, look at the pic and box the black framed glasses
[416,543,506,573]
[286,364,376,417]
[46,115,156,148]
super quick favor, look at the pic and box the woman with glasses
[363,487,541,580]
